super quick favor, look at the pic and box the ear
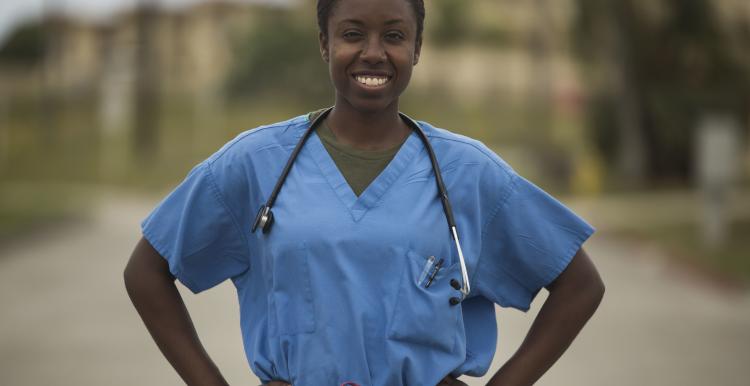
[319,31,330,63]
[413,37,422,65]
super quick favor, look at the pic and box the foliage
[0,183,87,243]
[428,0,513,47]
[225,9,331,103]
[574,0,750,183]
[0,22,46,64]
[429,0,470,46]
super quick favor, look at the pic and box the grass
[618,219,750,284]
[0,182,89,244]
[2,85,587,180]
[5,93,747,284]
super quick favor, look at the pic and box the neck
[325,99,410,151]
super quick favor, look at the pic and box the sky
[0,0,293,46]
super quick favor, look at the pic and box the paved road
[1,193,749,386]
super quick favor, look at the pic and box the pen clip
[424,258,444,288]
[417,256,436,286]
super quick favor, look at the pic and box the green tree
[226,9,330,103]
[0,22,45,64]
[574,0,750,186]
[430,0,470,46]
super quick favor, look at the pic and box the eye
[385,31,405,41]
[343,30,363,39]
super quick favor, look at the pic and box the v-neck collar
[307,126,422,222]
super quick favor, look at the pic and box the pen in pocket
[417,255,436,286]
[424,258,444,288]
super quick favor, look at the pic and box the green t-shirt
[309,111,406,196]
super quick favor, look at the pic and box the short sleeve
[475,173,595,311]
[141,161,250,293]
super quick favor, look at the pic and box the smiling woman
[319,0,422,149]
[124,1,605,386]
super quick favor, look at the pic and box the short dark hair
[317,0,425,41]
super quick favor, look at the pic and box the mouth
[352,72,393,88]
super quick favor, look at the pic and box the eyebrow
[339,18,406,26]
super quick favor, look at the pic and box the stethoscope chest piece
[252,205,274,234]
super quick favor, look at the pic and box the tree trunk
[133,3,160,162]
[607,0,647,186]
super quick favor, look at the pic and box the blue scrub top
[141,114,594,386]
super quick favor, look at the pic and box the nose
[360,35,386,64]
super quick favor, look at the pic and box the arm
[486,248,605,386]
[123,236,229,386]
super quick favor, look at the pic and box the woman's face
[319,0,421,114]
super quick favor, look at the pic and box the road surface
[1,193,748,386]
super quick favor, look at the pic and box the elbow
[595,277,605,303]
[572,266,606,310]
[123,258,140,300]
[587,272,606,310]
[575,249,605,307]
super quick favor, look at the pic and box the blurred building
[5,0,747,123]
[413,0,583,113]
[1,0,584,116]
[0,0,748,186]
[0,1,261,129]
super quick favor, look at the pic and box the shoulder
[416,119,517,183]
[194,113,310,205]
[206,113,309,168]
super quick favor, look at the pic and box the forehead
[329,0,416,26]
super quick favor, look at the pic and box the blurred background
[0,0,748,385]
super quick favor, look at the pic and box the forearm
[124,237,228,386]
[487,249,605,386]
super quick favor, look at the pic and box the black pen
[424,258,444,288]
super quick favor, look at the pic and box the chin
[341,95,400,115]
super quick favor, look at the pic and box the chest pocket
[387,250,462,352]
[270,243,316,335]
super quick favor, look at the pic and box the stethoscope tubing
[252,107,470,299]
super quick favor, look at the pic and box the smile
[353,75,392,88]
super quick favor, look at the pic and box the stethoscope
[251,107,471,301]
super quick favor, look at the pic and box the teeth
[356,76,389,86]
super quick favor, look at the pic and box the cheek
[329,58,349,83]
[396,55,415,80]
[328,47,345,69]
